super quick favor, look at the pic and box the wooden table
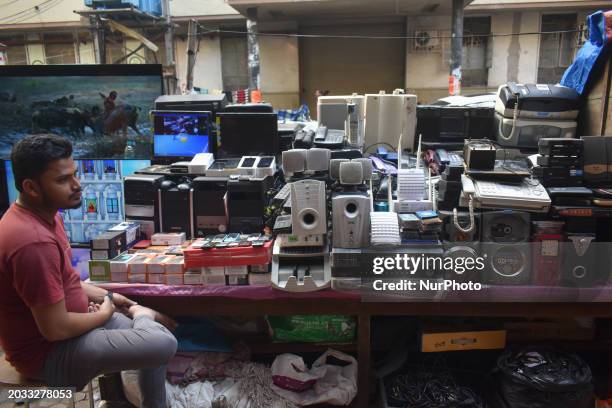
[96,283,612,408]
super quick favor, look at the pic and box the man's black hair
[10,134,73,193]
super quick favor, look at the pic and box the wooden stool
[0,358,94,408]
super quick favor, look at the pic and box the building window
[0,34,27,65]
[538,14,577,84]
[106,198,119,214]
[44,32,76,64]
[462,17,491,87]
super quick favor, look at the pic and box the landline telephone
[313,126,346,149]
[453,174,551,233]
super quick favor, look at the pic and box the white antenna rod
[428,166,432,201]
[369,178,374,212]
[388,171,394,212]
[415,133,422,170]
[397,133,402,170]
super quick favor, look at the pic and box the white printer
[494,83,580,148]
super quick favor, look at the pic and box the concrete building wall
[175,35,224,93]
[260,36,300,108]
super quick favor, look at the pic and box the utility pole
[162,0,176,93]
[450,0,464,95]
[186,19,198,91]
[246,7,260,91]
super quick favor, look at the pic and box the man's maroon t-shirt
[0,204,88,378]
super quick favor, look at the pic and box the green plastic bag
[267,315,356,343]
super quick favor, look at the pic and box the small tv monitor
[217,112,279,158]
[0,64,163,160]
[152,111,212,163]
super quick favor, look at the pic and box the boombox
[481,211,531,285]
[560,234,609,287]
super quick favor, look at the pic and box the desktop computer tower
[160,187,194,239]
[227,176,273,233]
[123,174,165,239]
[193,176,228,236]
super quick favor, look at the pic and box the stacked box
[248,263,271,285]
[151,232,186,246]
[184,269,203,285]
[127,254,153,283]
[166,274,184,285]
[147,255,173,274]
[90,231,127,260]
[108,222,141,248]
[202,267,225,286]
[110,253,137,282]
[88,260,111,282]
[164,256,185,274]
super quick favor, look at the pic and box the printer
[494,83,580,148]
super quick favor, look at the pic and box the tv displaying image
[5,159,150,244]
[153,111,211,158]
[0,65,163,160]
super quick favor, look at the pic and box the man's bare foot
[128,305,178,331]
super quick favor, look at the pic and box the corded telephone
[459,175,551,212]
[313,126,346,149]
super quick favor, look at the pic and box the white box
[147,273,166,284]
[164,256,185,274]
[110,253,138,274]
[248,273,271,285]
[147,255,173,274]
[128,274,146,284]
[203,274,226,286]
[188,152,214,174]
[91,250,110,260]
[151,232,186,246]
[184,272,203,285]
[111,272,128,283]
[128,255,153,274]
[166,274,184,285]
[225,265,248,276]
[227,274,248,286]
[202,266,224,277]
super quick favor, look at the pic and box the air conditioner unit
[414,30,440,51]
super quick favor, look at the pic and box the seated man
[0,134,177,408]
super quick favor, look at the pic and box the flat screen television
[0,64,163,160]
[217,112,279,158]
[4,159,150,244]
[152,110,213,163]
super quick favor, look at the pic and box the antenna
[369,178,374,212]
[415,133,422,170]
[387,171,394,212]
[397,132,402,170]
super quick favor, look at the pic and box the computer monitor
[217,112,279,158]
[152,111,212,163]
[0,64,163,160]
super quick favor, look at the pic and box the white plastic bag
[271,349,358,406]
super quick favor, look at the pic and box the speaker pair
[282,148,331,175]
[330,158,373,185]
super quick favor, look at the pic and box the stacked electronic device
[534,138,584,187]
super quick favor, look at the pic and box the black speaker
[123,174,165,239]
[227,176,273,233]
[467,107,495,139]
[160,184,194,238]
[193,176,228,236]
[0,161,8,216]
[561,234,609,287]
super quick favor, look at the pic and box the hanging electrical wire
[196,22,586,41]
[0,0,64,24]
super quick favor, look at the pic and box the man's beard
[66,199,83,210]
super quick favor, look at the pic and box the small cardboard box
[184,271,203,285]
[91,230,126,254]
[88,260,111,282]
[248,272,271,285]
[147,255,174,274]
[202,266,224,277]
[420,324,506,352]
[110,253,137,274]
[128,274,146,284]
[164,256,185,274]
[166,274,184,285]
[111,272,128,283]
[226,274,248,286]
[225,265,248,276]
[249,264,270,273]
[128,254,154,274]
[147,273,166,284]
[203,274,226,286]
[109,222,141,248]
[151,232,186,246]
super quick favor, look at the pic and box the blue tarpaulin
[560,10,611,95]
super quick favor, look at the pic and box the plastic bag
[271,349,358,406]
[492,348,594,408]
[267,315,356,343]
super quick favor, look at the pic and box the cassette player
[538,138,583,157]
[533,166,583,187]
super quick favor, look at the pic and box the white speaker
[339,161,363,186]
[291,179,327,236]
[351,158,373,181]
[330,158,349,180]
[332,193,371,248]
[282,149,307,175]
[306,148,331,172]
